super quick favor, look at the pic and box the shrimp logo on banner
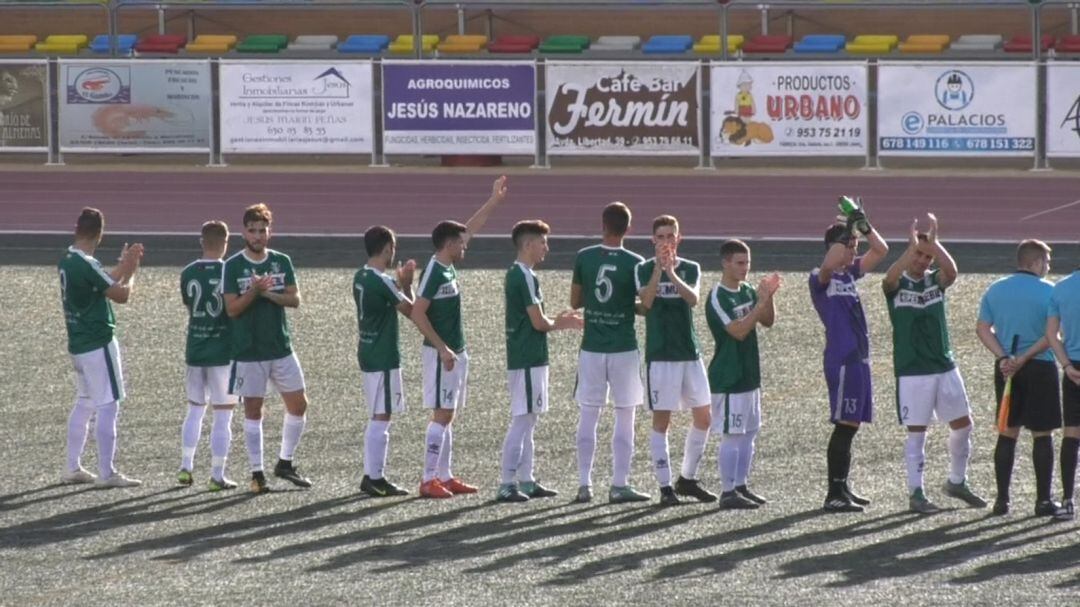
[69,68,129,104]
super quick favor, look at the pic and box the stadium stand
[641,34,693,54]
[35,34,88,54]
[693,34,744,54]
[845,34,899,55]
[235,34,288,53]
[793,34,846,53]
[185,34,237,53]
[134,33,185,54]
[337,34,387,53]
[89,33,137,53]
[538,34,590,54]
[949,34,1003,51]
[898,34,951,53]
[742,34,793,54]
[388,34,439,54]
[590,35,641,51]
[437,34,487,53]
[487,34,539,54]
[1057,34,1080,52]
[1003,33,1055,52]
[0,34,37,52]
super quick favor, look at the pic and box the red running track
[1,170,1078,241]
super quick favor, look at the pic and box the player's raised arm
[723,275,779,340]
[463,175,509,244]
[394,259,417,318]
[883,219,919,294]
[923,213,958,288]
[104,242,144,304]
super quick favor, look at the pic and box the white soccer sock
[364,420,390,479]
[423,422,444,482]
[519,417,537,483]
[576,405,601,487]
[718,434,741,492]
[905,432,927,492]
[279,413,305,461]
[94,400,119,479]
[66,398,95,472]
[650,430,672,488]
[948,424,972,485]
[681,426,710,480]
[244,418,264,472]
[180,403,206,471]
[437,425,454,482]
[209,408,233,480]
[735,428,758,487]
[500,414,536,485]
[612,407,636,487]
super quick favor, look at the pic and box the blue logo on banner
[935,70,974,111]
[68,67,130,104]
[901,111,924,134]
[313,67,351,98]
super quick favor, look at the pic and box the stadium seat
[337,35,387,53]
[1003,34,1055,53]
[89,34,137,54]
[846,34,898,55]
[1056,35,1080,53]
[899,34,950,53]
[642,35,692,54]
[539,35,590,54]
[35,34,89,54]
[291,35,338,51]
[437,34,487,54]
[793,34,846,53]
[949,34,1002,52]
[590,35,641,51]
[0,35,37,53]
[134,34,186,54]
[185,34,237,54]
[236,34,288,53]
[693,34,744,54]
[488,34,539,54]
[742,34,793,53]
[388,35,440,55]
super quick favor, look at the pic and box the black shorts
[994,359,1062,432]
[1063,360,1080,427]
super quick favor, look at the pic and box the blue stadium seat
[338,34,390,54]
[642,35,692,54]
[793,34,846,53]
[89,34,137,54]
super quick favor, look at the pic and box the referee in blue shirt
[1047,257,1080,521]
[976,240,1061,517]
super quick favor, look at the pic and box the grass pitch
[1,265,1078,605]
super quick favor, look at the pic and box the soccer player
[411,176,508,499]
[353,225,416,498]
[497,220,583,502]
[59,207,144,488]
[810,209,889,513]
[883,214,987,513]
[571,202,650,504]
[707,239,780,509]
[222,203,312,494]
[635,215,716,506]
[1046,255,1080,521]
[977,240,1060,516]
[178,221,239,491]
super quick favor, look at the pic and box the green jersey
[181,259,230,367]
[417,256,464,353]
[505,261,548,370]
[885,269,956,376]
[58,246,116,355]
[635,257,702,363]
[705,282,761,393]
[572,244,643,353]
[222,249,296,362]
[353,264,407,372]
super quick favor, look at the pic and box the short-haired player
[1046,250,1080,521]
[496,220,583,502]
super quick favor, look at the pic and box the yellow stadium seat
[0,35,38,52]
[438,35,486,53]
[186,34,238,53]
[899,34,950,53]
[35,34,89,54]
[389,34,440,54]
[846,34,898,54]
[693,34,744,53]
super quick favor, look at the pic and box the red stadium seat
[742,34,793,53]
[1056,34,1080,53]
[135,34,186,54]
[1003,34,1054,53]
[488,34,540,54]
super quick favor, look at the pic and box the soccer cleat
[991,499,1010,516]
[909,487,940,514]
[177,469,193,486]
[573,485,593,504]
[442,478,478,495]
[250,471,270,494]
[208,477,238,492]
[496,483,530,503]
[942,480,988,508]
[735,484,767,505]
[61,467,97,485]
[360,475,409,498]
[719,490,759,510]
[674,476,718,503]
[419,479,454,499]
[94,472,142,489]
[842,483,871,507]
[273,459,313,488]
[520,481,558,498]
[823,494,865,513]
[1054,500,1075,521]
[658,486,681,507]
[608,485,651,504]
[1035,499,1063,517]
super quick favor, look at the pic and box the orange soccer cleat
[442,477,478,495]
[419,478,454,499]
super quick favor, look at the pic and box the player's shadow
[948,521,1080,587]
[0,483,97,512]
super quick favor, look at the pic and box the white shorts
[71,338,125,406]
[646,359,711,412]
[364,368,405,416]
[229,353,306,399]
[422,346,469,410]
[575,350,644,408]
[712,389,762,435]
[508,366,549,416]
[896,367,971,426]
[186,365,238,406]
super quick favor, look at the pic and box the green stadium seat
[539,35,590,54]
[236,34,288,54]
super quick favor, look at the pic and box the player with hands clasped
[883,214,987,514]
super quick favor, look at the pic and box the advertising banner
[1047,63,1080,158]
[877,63,1035,156]
[0,61,47,151]
[220,61,373,154]
[710,63,867,156]
[545,62,700,156]
[59,60,211,151]
[382,61,536,155]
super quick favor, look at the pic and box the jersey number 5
[594,264,617,303]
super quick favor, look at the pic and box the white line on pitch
[1021,199,1080,221]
